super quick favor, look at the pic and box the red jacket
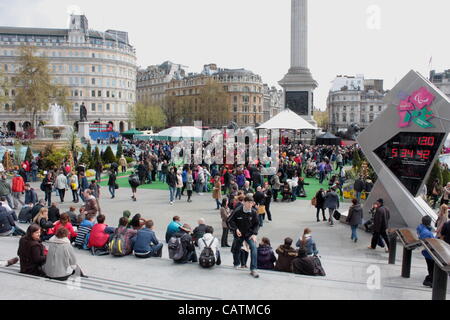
[88,224,110,248]
[11,176,25,193]
[48,221,78,240]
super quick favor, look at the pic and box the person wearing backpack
[168,224,197,264]
[128,171,140,202]
[165,216,182,243]
[109,217,137,256]
[133,220,163,258]
[192,218,207,247]
[198,225,221,268]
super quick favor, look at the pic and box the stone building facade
[327,75,387,134]
[164,64,265,128]
[0,14,137,133]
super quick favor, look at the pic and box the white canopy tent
[257,109,318,130]
[154,126,203,141]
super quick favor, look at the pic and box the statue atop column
[80,102,88,122]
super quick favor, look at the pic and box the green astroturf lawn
[99,169,343,201]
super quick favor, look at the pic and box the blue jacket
[134,228,160,253]
[182,171,187,183]
[80,177,89,190]
[24,189,38,205]
[296,237,319,256]
[0,206,14,234]
[417,224,435,260]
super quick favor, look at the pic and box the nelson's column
[279,0,318,127]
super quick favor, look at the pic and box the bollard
[401,248,412,278]
[388,234,397,265]
[432,264,448,301]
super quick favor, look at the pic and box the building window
[369,113,374,122]
[91,90,95,97]
[378,105,382,112]
[91,78,95,85]
[342,114,347,122]
[243,96,249,103]
[98,90,101,97]
[91,103,96,111]
[106,104,110,111]
[370,105,374,112]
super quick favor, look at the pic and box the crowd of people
[1,139,449,288]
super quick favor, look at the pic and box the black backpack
[199,238,216,268]
[109,228,127,257]
[168,236,184,261]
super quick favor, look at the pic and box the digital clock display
[373,132,445,197]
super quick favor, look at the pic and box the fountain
[31,104,78,152]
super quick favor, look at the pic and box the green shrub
[102,146,116,164]
[125,157,134,164]
[25,146,34,162]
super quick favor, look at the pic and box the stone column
[291,0,308,69]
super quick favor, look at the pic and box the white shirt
[198,233,220,256]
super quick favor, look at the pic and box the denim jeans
[72,190,79,202]
[134,243,163,258]
[176,188,181,200]
[79,189,86,202]
[108,185,115,198]
[31,170,38,182]
[215,199,221,209]
[232,236,258,271]
[258,214,265,227]
[351,225,358,240]
[160,173,167,183]
[169,186,176,202]
[319,171,325,184]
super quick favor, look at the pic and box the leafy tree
[0,67,9,106]
[41,145,67,171]
[102,146,116,164]
[166,79,230,128]
[352,149,362,170]
[132,103,167,130]
[78,147,90,166]
[116,141,123,159]
[13,46,64,129]
[24,146,34,162]
[92,146,102,168]
[427,161,443,196]
[313,109,329,131]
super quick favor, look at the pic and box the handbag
[333,210,341,221]
[257,205,266,214]
[114,183,119,190]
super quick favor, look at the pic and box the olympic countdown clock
[357,70,450,228]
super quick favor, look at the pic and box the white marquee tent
[154,126,203,141]
[257,109,318,130]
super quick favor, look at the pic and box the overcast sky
[1,0,449,110]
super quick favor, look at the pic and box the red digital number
[418,136,435,146]
[400,149,414,158]
[391,148,398,158]
[417,150,431,160]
